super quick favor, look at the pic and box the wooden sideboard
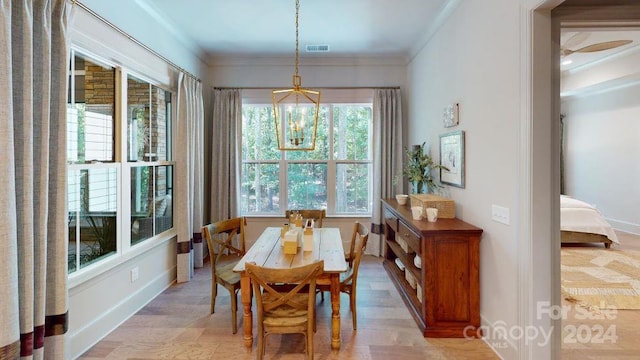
[381,198,483,338]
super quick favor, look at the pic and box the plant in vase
[398,142,448,194]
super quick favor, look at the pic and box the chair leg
[231,288,238,334]
[351,291,357,330]
[306,331,313,360]
[257,330,265,360]
[210,280,217,314]
[313,307,317,333]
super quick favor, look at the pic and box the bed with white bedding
[561,195,619,248]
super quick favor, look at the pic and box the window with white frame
[240,89,373,216]
[67,50,174,274]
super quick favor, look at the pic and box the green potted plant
[399,142,448,194]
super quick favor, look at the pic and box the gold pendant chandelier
[272,0,321,151]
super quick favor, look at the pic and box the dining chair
[201,217,247,334]
[285,209,326,228]
[245,260,324,360]
[318,221,369,330]
[345,221,369,268]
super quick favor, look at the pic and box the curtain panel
[176,73,204,283]
[0,0,70,358]
[209,89,241,223]
[370,88,404,256]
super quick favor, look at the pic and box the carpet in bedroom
[561,248,640,310]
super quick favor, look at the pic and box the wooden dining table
[232,227,348,351]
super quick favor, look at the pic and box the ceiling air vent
[305,44,330,53]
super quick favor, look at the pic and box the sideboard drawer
[384,208,398,232]
[398,220,420,254]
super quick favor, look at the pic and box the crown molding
[207,54,409,67]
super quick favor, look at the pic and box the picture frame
[439,130,465,188]
[443,103,459,127]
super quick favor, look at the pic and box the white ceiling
[89,0,640,69]
[135,0,452,59]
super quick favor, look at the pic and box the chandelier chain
[294,0,300,79]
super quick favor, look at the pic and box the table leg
[240,272,253,349]
[330,273,341,350]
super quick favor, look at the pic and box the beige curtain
[176,73,204,282]
[209,89,241,222]
[0,0,70,358]
[371,88,404,256]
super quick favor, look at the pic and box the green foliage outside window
[241,103,372,215]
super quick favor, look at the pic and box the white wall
[208,56,407,88]
[406,0,554,358]
[562,83,640,234]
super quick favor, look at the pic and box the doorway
[551,2,640,358]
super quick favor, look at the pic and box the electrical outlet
[491,205,510,225]
[130,267,139,282]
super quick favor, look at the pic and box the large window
[241,92,373,217]
[67,50,174,274]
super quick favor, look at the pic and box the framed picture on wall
[439,130,465,188]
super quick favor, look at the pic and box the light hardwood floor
[79,257,498,359]
[561,230,640,359]
[79,232,640,359]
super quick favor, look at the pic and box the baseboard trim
[69,266,176,359]
[479,315,516,360]
[607,218,640,235]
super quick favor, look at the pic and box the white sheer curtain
[210,89,241,222]
[370,88,404,256]
[176,73,204,282]
[0,0,70,358]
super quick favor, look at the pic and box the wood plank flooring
[79,231,640,359]
[79,256,498,359]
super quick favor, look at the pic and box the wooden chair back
[247,260,324,314]
[203,217,246,267]
[345,222,369,287]
[347,221,369,267]
[285,209,326,228]
[246,260,324,359]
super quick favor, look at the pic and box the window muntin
[285,107,330,161]
[287,163,328,210]
[127,75,172,162]
[241,102,373,216]
[67,167,118,273]
[67,50,175,275]
[130,165,173,245]
[242,105,280,161]
[335,163,371,214]
[241,163,280,214]
[127,74,174,247]
[67,54,116,164]
[333,106,372,161]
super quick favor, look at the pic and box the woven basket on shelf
[409,194,455,219]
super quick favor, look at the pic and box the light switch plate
[130,267,139,282]
[491,205,510,225]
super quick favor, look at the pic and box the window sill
[68,228,177,289]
